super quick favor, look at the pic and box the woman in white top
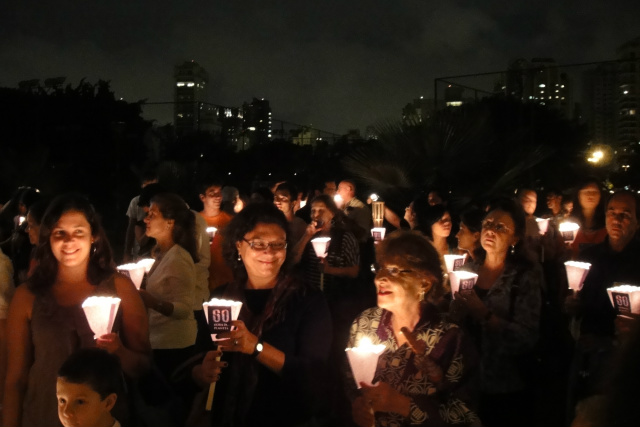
[138,193,199,380]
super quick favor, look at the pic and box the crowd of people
[0,174,638,427]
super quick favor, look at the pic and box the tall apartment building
[242,98,272,146]
[583,63,618,146]
[173,60,215,135]
[617,37,640,147]
[506,58,573,118]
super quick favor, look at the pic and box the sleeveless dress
[22,276,121,427]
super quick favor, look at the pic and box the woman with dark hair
[4,193,150,427]
[456,207,484,262]
[193,202,332,426]
[138,193,199,381]
[348,230,479,427]
[417,204,454,259]
[569,178,607,259]
[292,194,360,293]
[451,198,542,427]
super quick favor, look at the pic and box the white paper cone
[311,237,331,258]
[206,227,218,244]
[203,298,243,341]
[449,271,479,295]
[607,284,640,314]
[559,222,580,244]
[564,261,591,291]
[136,258,155,273]
[371,228,386,242]
[443,254,466,273]
[345,338,386,388]
[82,296,121,338]
[536,218,550,235]
[117,263,146,289]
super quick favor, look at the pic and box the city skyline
[2,1,639,134]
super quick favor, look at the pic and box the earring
[510,245,515,255]
[237,253,242,262]
[418,290,425,302]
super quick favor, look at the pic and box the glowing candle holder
[203,298,243,341]
[564,261,591,291]
[536,218,550,235]
[443,254,466,273]
[449,271,479,295]
[345,337,386,388]
[202,297,242,411]
[607,284,640,314]
[311,237,331,291]
[82,296,121,339]
[117,263,146,290]
[206,227,218,245]
[136,258,155,273]
[372,201,385,228]
[371,227,386,243]
[559,222,580,244]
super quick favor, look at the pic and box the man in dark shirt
[566,190,640,422]
[577,190,640,337]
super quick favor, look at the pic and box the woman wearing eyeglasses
[347,230,479,427]
[451,198,542,427]
[192,202,332,427]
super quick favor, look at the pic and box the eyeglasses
[374,265,414,277]
[243,239,287,251]
[482,220,513,234]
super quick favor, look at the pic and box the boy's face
[57,378,116,427]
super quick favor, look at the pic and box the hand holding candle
[117,263,146,290]
[82,296,121,339]
[345,337,385,388]
[311,237,331,290]
[449,271,478,296]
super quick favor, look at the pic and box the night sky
[2,1,639,134]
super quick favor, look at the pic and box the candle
[536,218,550,235]
[82,296,121,339]
[311,237,331,291]
[371,227,386,243]
[202,298,242,411]
[345,337,386,388]
[443,254,467,273]
[564,261,591,291]
[607,284,640,314]
[449,271,479,295]
[371,201,384,228]
[136,258,155,273]
[203,298,243,341]
[206,227,217,244]
[559,222,580,244]
[116,263,146,290]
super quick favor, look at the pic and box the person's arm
[383,206,402,229]
[97,275,151,378]
[290,223,319,265]
[323,231,360,278]
[2,286,35,427]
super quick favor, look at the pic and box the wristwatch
[252,339,264,358]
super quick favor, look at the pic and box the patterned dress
[347,306,480,427]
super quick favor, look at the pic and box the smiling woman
[191,202,332,427]
[3,193,150,427]
[346,230,479,427]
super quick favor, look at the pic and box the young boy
[56,348,124,427]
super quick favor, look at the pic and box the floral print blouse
[347,306,480,427]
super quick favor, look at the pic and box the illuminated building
[242,98,272,147]
[617,37,640,147]
[506,58,573,118]
[173,60,215,135]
